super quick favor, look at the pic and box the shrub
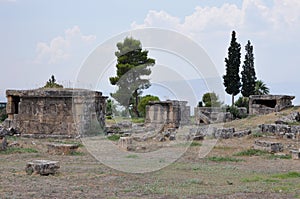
[227,105,247,119]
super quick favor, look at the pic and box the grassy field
[1,108,300,198]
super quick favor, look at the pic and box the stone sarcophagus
[249,95,294,115]
[4,88,107,138]
[145,100,190,129]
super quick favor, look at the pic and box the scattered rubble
[259,114,300,139]
[254,140,284,153]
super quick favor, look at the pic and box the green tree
[43,75,63,88]
[109,37,155,118]
[241,40,257,97]
[254,80,270,95]
[235,96,249,112]
[137,95,160,117]
[106,99,117,118]
[223,30,241,106]
[202,92,222,107]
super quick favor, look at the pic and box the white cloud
[131,10,181,30]
[34,26,96,64]
[132,0,300,37]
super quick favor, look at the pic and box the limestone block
[254,140,283,153]
[118,137,133,149]
[47,143,79,155]
[213,128,235,139]
[290,150,300,160]
[26,160,60,175]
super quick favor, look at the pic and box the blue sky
[1,0,300,106]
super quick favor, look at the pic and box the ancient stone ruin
[26,160,60,175]
[3,88,107,138]
[249,95,295,115]
[194,107,232,124]
[254,140,284,153]
[145,100,190,129]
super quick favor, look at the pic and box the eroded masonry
[249,95,295,115]
[145,100,190,129]
[4,89,107,138]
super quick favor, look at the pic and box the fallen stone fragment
[47,143,79,155]
[118,137,133,150]
[254,140,284,153]
[0,136,7,151]
[26,160,60,175]
[290,150,300,160]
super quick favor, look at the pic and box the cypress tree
[241,40,256,97]
[223,31,241,106]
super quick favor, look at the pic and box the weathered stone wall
[249,95,295,115]
[145,100,190,129]
[4,89,107,138]
[259,124,300,139]
[194,107,232,124]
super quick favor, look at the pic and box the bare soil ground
[1,108,300,199]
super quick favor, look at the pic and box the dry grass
[1,107,300,198]
[224,106,300,131]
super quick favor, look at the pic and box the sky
[1,0,300,107]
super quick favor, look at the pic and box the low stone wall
[254,140,284,153]
[259,124,300,139]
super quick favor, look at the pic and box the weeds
[190,142,202,147]
[234,149,269,156]
[107,134,121,141]
[0,147,38,154]
[272,172,300,179]
[125,154,139,159]
[208,156,243,162]
[131,118,145,124]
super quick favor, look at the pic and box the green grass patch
[131,118,145,123]
[241,176,263,182]
[214,146,232,150]
[263,178,280,183]
[125,154,139,159]
[107,134,121,141]
[69,151,85,156]
[208,156,243,162]
[251,132,264,138]
[272,171,300,179]
[190,141,202,147]
[234,149,269,156]
[0,147,38,154]
[242,176,280,183]
[268,154,292,160]
[183,178,203,185]
[288,121,300,126]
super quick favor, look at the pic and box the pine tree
[109,37,155,118]
[223,31,241,106]
[241,40,256,97]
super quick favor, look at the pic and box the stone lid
[6,88,106,98]
[249,95,295,100]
